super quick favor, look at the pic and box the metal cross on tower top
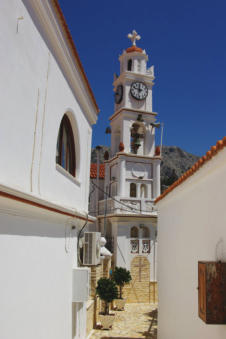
[127,30,141,46]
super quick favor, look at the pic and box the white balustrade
[130,238,151,254]
[97,198,155,216]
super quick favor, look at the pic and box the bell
[131,121,144,137]
[134,139,141,147]
[105,126,112,134]
[104,151,109,160]
[137,126,144,136]
[137,114,144,122]
[131,122,140,132]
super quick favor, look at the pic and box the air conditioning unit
[83,232,101,265]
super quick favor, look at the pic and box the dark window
[56,115,76,177]
[130,183,137,197]
[128,59,132,71]
[131,226,138,238]
[141,226,149,238]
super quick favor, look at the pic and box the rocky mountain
[91,146,200,192]
[160,146,199,192]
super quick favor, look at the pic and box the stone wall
[150,282,158,304]
[103,258,111,278]
[86,258,112,335]
[123,256,158,303]
[86,256,157,338]
[90,264,103,298]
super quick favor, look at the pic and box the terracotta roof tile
[90,164,105,179]
[155,136,226,203]
[126,46,143,53]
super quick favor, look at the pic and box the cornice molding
[0,182,95,224]
[113,71,155,87]
[98,213,157,220]
[109,107,157,121]
[104,153,161,164]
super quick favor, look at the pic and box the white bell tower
[105,30,161,203]
[96,32,159,302]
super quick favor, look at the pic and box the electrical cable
[77,212,89,266]
[90,180,156,214]
[77,180,98,265]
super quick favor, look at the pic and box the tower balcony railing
[130,238,151,254]
[98,196,156,216]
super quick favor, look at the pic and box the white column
[145,125,155,156]
[121,119,131,153]
[118,158,125,197]
[111,128,117,156]
[153,160,161,198]
[137,183,140,198]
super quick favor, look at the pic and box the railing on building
[98,197,156,216]
[130,238,151,254]
[98,199,114,215]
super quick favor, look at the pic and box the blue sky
[59,0,226,156]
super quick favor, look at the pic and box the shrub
[96,278,118,315]
[112,267,132,299]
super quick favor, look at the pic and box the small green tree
[96,278,118,315]
[112,267,132,299]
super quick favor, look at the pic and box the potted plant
[96,277,118,329]
[112,266,132,310]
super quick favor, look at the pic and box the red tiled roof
[126,46,143,53]
[90,164,105,179]
[155,136,226,204]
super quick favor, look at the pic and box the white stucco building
[90,31,160,303]
[0,1,98,338]
[156,137,226,339]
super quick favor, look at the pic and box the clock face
[130,82,148,101]
[114,84,123,104]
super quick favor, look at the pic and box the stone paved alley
[90,303,157,339]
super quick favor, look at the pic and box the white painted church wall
[0,0,94,213]
[157,148,226,339]
[0,199,88,339]
[0,1,97,339]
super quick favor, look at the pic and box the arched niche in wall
[130,183,137,197]
[140,226,150,238]
[131,226,139,238]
